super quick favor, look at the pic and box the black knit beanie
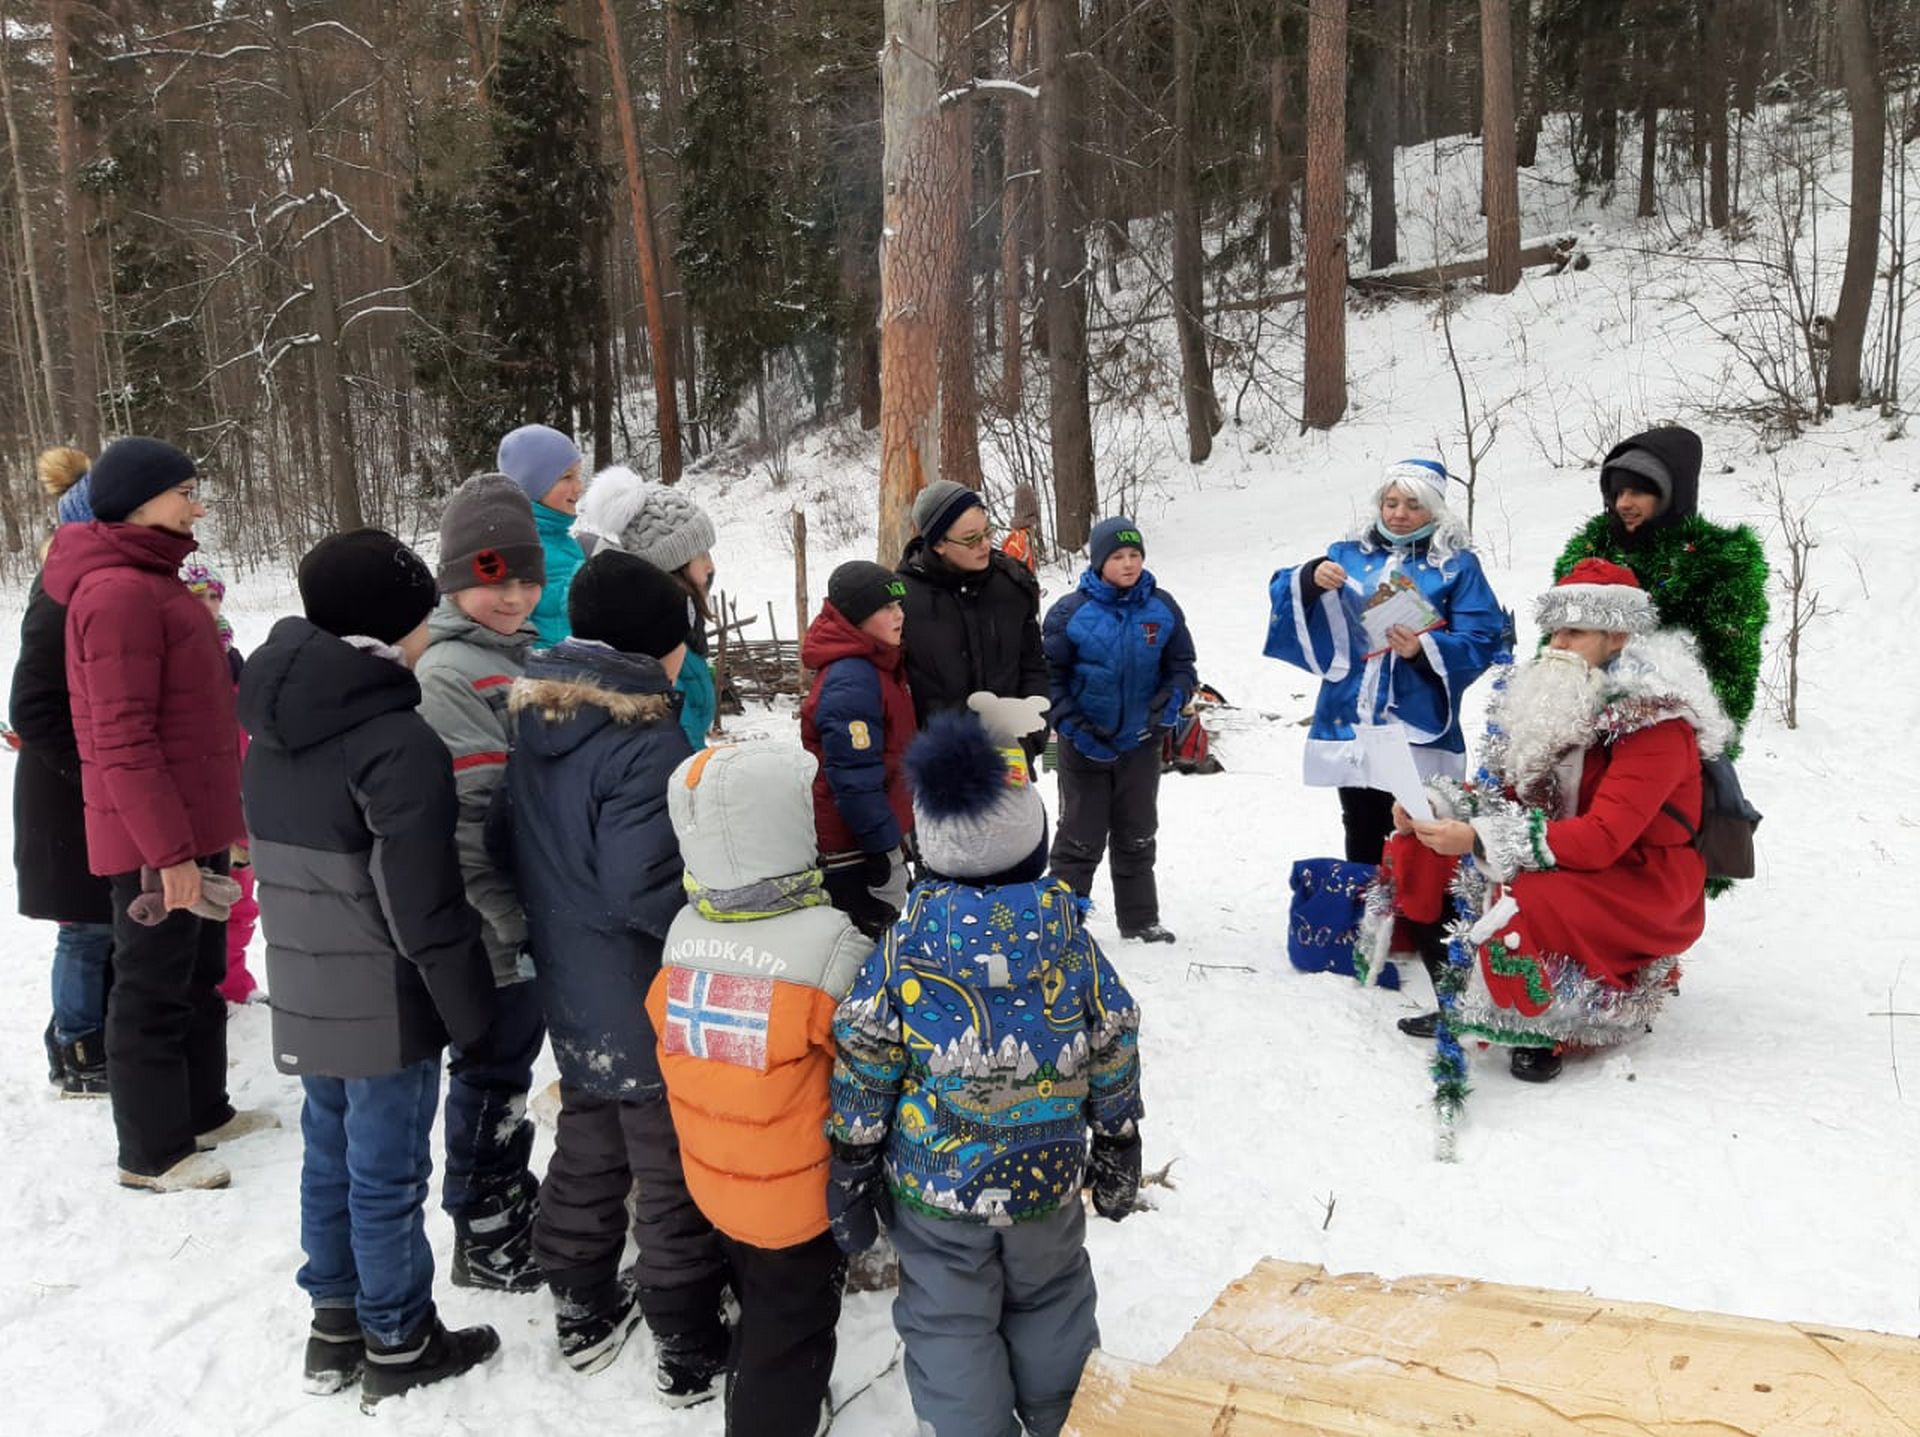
[568,550,693,659]
[828,560,907,627]
[89,437,196,523]
[298,529,439,646]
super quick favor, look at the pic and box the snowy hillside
[4,112,1919,1434]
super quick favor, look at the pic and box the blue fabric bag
[1287,858,1396,988]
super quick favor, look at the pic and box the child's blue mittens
[1059,717,1120,764]
[1086,1130,1142,1222]
[826,1139,887,1255]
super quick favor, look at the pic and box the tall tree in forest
[1037,0,1095,547]
[1302,0,1347,429]
[1702,0,1730,229]
[49,0,98,451]
[938,0,984,491]
[599,0,682,481]
[1171,0,1222,461]
[486,1,605,444]
[876,0,949,562]
[1363,0,1400,269]
[1827,0,1883,405]
[266,0,362,528]
[999,1,1035,409]
[0,4,60,438]
[1481,0,1522,294]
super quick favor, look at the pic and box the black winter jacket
[506,640,691,1097]
[238,618,495,1078]
[9,576,112,923]
[895,542,1048,729]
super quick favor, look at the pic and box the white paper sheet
[1357,721,1434,822]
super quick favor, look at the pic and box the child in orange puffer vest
[646,742,872,1437]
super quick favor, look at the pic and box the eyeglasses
[941,525,994,550]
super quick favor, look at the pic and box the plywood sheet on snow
[1142,1259,1920,1435]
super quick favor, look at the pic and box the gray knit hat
[910,479,984,548]
[572,464,716,573]
[438,473,545,594]
[1600,447,1673,515]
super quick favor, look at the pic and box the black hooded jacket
[895,540,1048,729]
[1598,426,1702,549]
[238,617,494,1078]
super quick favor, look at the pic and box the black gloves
[859,849,894,888]
[1086,1131,1142,1222]
[826,1139,887,1255]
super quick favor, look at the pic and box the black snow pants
[720,1231,847,1437]
[532,1085,726,1336]
[105,853,233,1176]
[1050,740,1162,932]
[1337,785,1398,866]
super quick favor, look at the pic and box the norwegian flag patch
[664,969,774,1070]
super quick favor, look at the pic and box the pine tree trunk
[938,0,984,490]
[1827,0,1882,405]
[49,0,99,452]
[1514,0,1540,166]
[1266,27,1293,268]
[1480,0,1520,293]
[659,0,700,459]
[1303,0,1348,430]
[1638,78,1659,218]
[878,0,947,561]
[0,5,61,442]
[267,0,361,529]
[1704,0,1730,229]
[1364,0,1400,269]
[599,0,682,483]
[1037,0,1095,549]
[1000,0,1034,406]
[1171,0,1221,461]
[461,0,491,103]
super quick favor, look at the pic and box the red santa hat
[1535,557,1656,635]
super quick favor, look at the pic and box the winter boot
[302,1307,366,1396]
[117,1151,231,1193]
[554,1272,644,1376]
[57,1031,110,1098]
[196,1107,281,1149]
[359,1311,500,1412]
[450,1174,543,1293]
[43,1019,62,1087]
[653,1321,729,1409]
[1509,1046,1564,1084]
[1396,1012,1440,1039]
[1120,923,1177,944]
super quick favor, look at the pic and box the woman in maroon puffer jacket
[41,437,269,1193]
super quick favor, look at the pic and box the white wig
[1349,458,1476,571]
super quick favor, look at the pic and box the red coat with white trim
[799,602,916,858]
[1390,630,1728,989]
[416,598,536,985]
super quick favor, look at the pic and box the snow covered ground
[5,114,1920,1433]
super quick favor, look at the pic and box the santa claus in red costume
[1363,558,1733,1084]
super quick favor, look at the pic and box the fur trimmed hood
[508,674,675,726]
[1484,628,1732,803]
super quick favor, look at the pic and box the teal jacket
[676,648,715,751]
[530,503,585,646]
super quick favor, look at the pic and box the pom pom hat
[571,465,717,572]
[1536,557,1655,636]
[906,693,1049,882]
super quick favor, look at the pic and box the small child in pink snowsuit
[182,560,260,1005]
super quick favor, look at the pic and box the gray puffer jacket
[238,618,495,1079]
[415,599,535,986]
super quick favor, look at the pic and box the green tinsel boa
[1553,513,1770,747]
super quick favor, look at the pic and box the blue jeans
[298,1058,441,1348]
[50,922,113,1042]
[442,978,543,1217]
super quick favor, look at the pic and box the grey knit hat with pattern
[571,464,716,573]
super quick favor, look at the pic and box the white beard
[1494,649,1605,798]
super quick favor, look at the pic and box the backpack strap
[1660,801,1698,842]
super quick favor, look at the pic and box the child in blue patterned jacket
[828,695,1144,1437]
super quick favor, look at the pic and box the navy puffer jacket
[1043,569,1198,760]
[507,640,692,1096]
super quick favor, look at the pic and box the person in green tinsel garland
[1552,426,1769,749]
